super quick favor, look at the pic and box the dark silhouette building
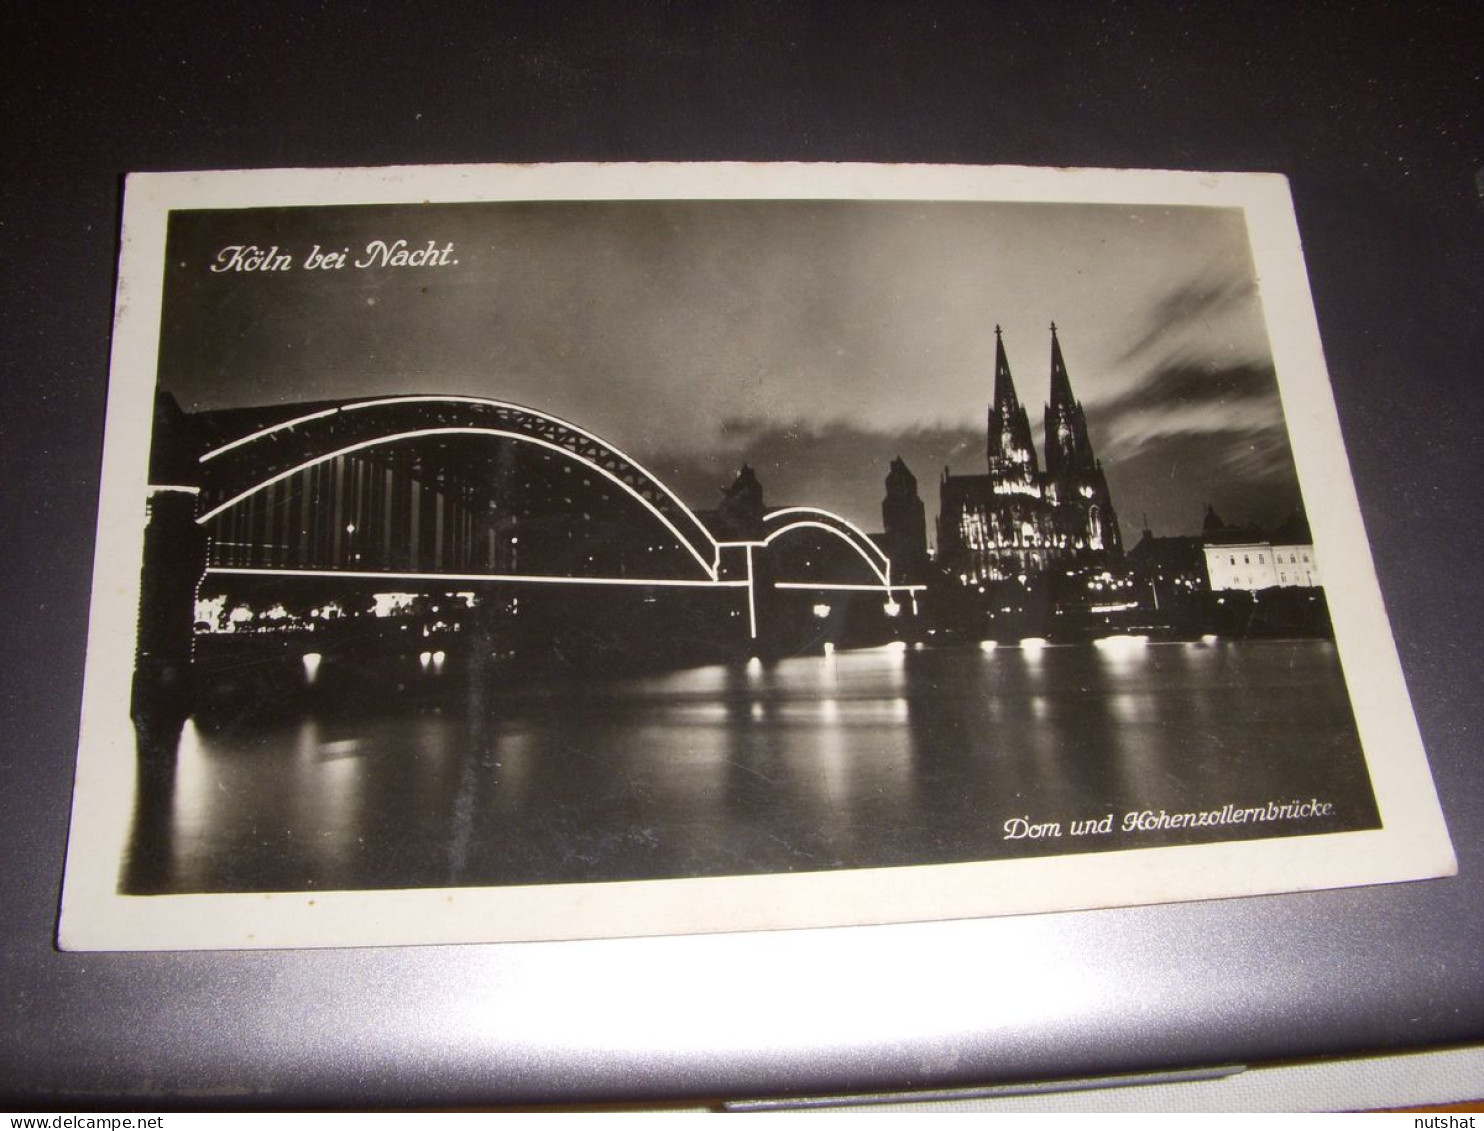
[1127,521,1210,623]
[711,463,766,542]
[881,456,929,582]
[937,324,1123,587]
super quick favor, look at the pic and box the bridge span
[135,393,927,721]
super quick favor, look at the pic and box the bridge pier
[131,487,207,761]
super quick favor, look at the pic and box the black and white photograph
[59,163,1453,950]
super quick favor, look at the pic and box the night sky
[157,198,1304,544]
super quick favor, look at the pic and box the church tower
[936,321,1126,591]
[936,325,1053,584]
[1044,322,1097,479]
[1041,323,1123,557]
[882,456,928,581]
[987,325,1040,495]
[717,463,765,541]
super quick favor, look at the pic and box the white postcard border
[59,163,1455,951]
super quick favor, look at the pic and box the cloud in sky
[654,417,985,536]
[157,196,1301,540]
[1113,270,1264,372]
[652,406,1299,553]
[1079,262,1296,536]
[1094,360,1288,463]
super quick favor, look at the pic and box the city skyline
[157,199,1303,543]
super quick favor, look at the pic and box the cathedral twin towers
[934,323,1123,586]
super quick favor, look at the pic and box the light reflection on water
[123,640,1380,895]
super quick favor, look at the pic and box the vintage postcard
[59,163,1454,950]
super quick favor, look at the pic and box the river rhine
[122,638,1380,894]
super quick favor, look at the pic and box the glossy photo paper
[59,163,1454,950]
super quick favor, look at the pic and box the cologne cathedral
[937,324,1123,586]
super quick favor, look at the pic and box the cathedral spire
[992,324,1019,411]
[1048,321,1075,410]
[1044,323,1097,479]
[987,325,1039,477]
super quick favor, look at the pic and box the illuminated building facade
[1202,506,1319,592]
[937,324,1123,586]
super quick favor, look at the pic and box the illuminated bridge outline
[759,507,893,588]
[190,395,925,640]
[197,395,722,579]
[198,425,720,580]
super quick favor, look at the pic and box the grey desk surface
[2,0,1480,1107]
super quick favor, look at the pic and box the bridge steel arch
[195,395,721,580]
[758,507,892,588]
